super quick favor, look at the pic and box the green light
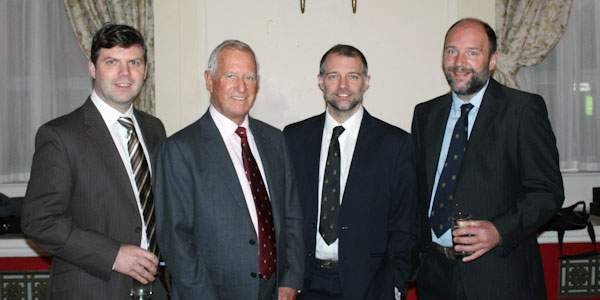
[585,95,593,116]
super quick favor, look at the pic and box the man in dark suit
[283,44,417,300]
[411,18,564,300]
[21,24,168,299]
[154,40,303,300]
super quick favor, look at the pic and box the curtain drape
[517,0,600,172]
[63,0,155,114]
[0,0,90,183]
[494,0,572,88]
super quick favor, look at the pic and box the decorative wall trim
[0,271,49,300]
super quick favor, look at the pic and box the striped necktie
[118,117,158,256]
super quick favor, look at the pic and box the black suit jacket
[411,79,564,299]
[284,110,417,299]
[21,98,167,300]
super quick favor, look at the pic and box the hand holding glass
[450,212,474,258]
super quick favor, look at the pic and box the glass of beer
[450,212,474,259]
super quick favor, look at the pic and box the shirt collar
[90,89,134,128]
[209,105,250,141]
[324,105,364,138]
[450,79,489,112]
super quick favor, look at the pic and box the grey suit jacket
[412,79,564,299]
[21,98,167,300]
[154,111,304,300]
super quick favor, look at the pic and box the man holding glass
[21,24,168,299]
[411,18,564,300]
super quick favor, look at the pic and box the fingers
[113,244,159,283]
[278,287,298,300]
[451,220,501,262]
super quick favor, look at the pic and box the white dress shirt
[428,81,488,247]
[315,105,364,260]
[90,90,151,250]
[210,106,271,235]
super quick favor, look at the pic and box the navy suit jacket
[412,79,564,299]
[284,110,417,299]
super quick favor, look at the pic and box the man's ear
[204,71,213,93]
[318,74,324,92]
[88,60,96,80]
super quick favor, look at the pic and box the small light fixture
[300,0,357,14]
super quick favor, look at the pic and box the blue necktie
[430,103,473,238]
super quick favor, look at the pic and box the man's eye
[107,59,116,64]
[327,74,338,80]
[348,74,359,81]
[245,75,256,81]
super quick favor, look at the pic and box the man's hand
[453,220,501,262]
[278,287,298,300]
[113,244,159,284]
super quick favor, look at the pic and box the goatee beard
[444,66,489,96]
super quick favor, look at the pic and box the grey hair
[206,39,258,77]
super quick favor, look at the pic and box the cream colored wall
[154,0,495,135]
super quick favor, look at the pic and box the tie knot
[235,126,247,139]
[460,103,474,116]
[332,126,345,139]
[117,117,134,132]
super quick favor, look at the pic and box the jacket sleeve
[492,95,564,256]
[21,124,120,281]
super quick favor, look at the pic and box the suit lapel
[307,114,326,222]
[424,95,452,197]
[199,113,254,229]
[342,111,375,207]
[465,79,502,155]
[81,99,137,208]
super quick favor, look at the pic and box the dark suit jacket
[283,110,417,299]
[411,79,564,299]
[21,98,167,299]
[154,111,304,300]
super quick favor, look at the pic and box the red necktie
[235,126,277,281]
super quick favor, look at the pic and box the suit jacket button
[311,222,316,229]
[251,272,257,278]
[135,226,141,233]
[249,239,256,245]
[308,251,314,257]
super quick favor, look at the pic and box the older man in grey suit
[154,40,304,300]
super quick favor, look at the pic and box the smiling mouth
[115,83,132,87]
[451,67,473,76]
[232,96,246,101]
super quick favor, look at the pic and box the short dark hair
[444,18,497,57]
[319,44,368,76]
[90,24,147,65]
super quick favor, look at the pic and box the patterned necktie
[319,125,345,245]
[117,117,158,256]
[235,126,277,281]
[430,103,473,238]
